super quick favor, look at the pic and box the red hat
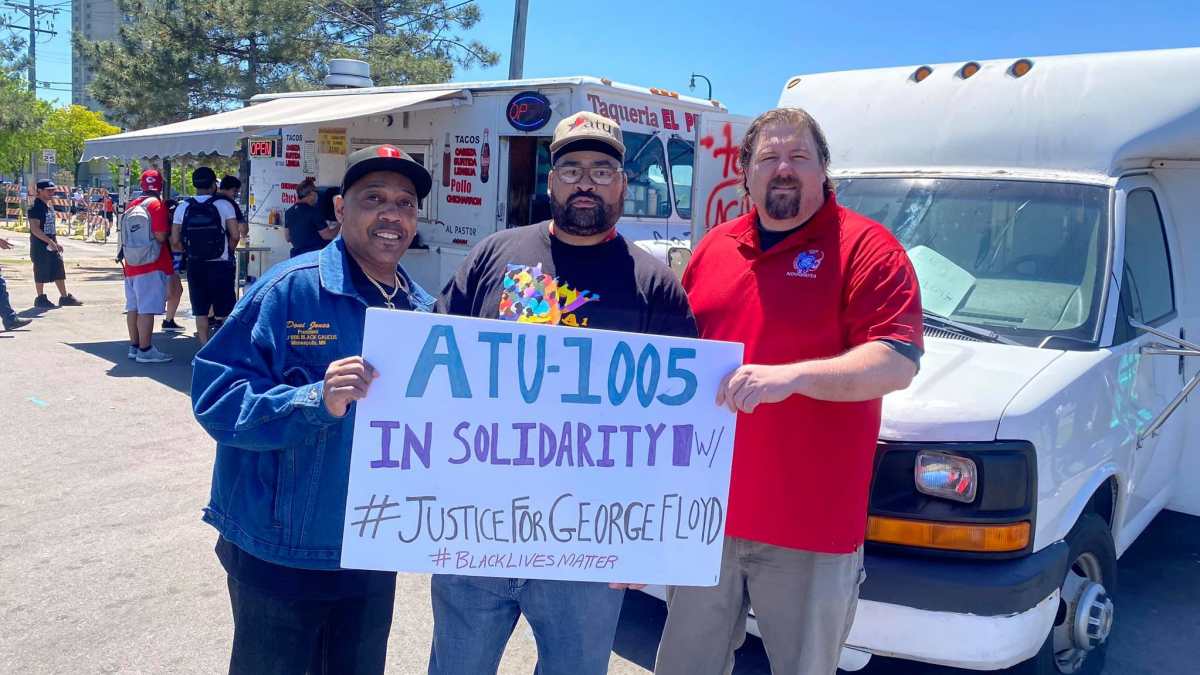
[141,169,163,193]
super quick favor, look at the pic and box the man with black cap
[284,178,340,258]
[171,166,239,347]
[27,180,83,308]
[191,145,435,675]
[430,111,697,675]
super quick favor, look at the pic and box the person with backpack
[121,169,174,363]
[215,175,250,242]
[160,198,186,333]
[171,166,239,349]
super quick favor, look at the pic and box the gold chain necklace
[366,273,403,309]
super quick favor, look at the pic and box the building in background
[71,0,123,187]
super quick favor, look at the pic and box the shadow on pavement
[66,332,201,396]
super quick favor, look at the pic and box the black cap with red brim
[342,144,432,201]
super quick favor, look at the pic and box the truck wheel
[1015,512,1117,675]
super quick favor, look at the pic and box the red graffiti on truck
[699,122,750,234]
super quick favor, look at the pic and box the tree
[76,0,499,130]
[45,105,120,186]
[0,40,46,180]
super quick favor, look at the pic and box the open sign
[506,91,553,132]
[249,140,277,157]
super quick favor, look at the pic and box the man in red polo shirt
[655,108,923,675]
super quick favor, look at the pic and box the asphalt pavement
[1,231,1197,674]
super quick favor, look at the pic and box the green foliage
[45,105,120,184]
[77,0,500,130]
[0,42,46,179]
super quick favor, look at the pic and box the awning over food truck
[82,87,468,161]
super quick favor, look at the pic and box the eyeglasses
[553,165,624,186]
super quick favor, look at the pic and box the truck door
[691,113,752,246]
[1109,176,1192,541]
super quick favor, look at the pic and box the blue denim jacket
[193,237,434,569]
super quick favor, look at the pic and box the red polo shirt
[683,194,923,553]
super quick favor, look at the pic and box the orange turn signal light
[959,62,981,79]
[867,516,1030,552]
[1010,59,1034,78]
[913,66,933,83]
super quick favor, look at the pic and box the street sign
[42,149,57,165]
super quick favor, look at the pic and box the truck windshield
[836,178,1110,345]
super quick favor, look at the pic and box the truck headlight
[915,451,977,503]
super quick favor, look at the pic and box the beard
[551,192,621,238]
[762,177,802,220]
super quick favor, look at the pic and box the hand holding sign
[324,356,380,418]
[718,363,801,414]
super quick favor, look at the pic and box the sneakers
[128,346,139,360]
[33,294,55,309]
[58,294,83,307]
[2,317,31,331]
[161,319,184,332]
[135,346,174,363]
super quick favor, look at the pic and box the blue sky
[27,0,1200,117]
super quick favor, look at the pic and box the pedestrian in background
[171,166,238,349]
[26,180,83,309]
[161,198,186,333]
[215,175,250,242]
[0,236,32,331]
[654,107,923,675]
[192,145,435,675]
[120,169,174,363]
[284,178,339,258]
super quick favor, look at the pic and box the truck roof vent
[325,59,374,89]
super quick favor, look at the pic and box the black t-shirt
[27,199,56,243]
[757,219,804,253]
[347,254,412,311]
[285,202,329,258]
[439,221,697,339]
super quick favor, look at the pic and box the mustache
[368,222,407,236]
[768,177,801,189]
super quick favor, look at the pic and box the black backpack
[181,197,226,260]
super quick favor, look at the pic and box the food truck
[82,66,747,291]
[684,48,1199,674]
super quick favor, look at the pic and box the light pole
[689,73,712,100]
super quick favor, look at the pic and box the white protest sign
[907,245,976,317]
[342,310,743,586]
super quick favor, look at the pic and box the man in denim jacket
[193,145,435,675]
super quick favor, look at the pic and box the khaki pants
[655,537,864,675]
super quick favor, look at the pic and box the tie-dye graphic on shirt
[499,263,599,325]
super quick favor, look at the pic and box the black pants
[226,575,396,675]
[0,267,16,322]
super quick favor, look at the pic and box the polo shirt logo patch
[787,250,825,279]
[499,263,599,325]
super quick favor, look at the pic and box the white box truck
[686,47,1200,674]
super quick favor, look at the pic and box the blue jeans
[0,267,16,323]
[428,575,625,675]
[226,575,395,675]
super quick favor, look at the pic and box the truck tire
[1013,512,1117,675]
